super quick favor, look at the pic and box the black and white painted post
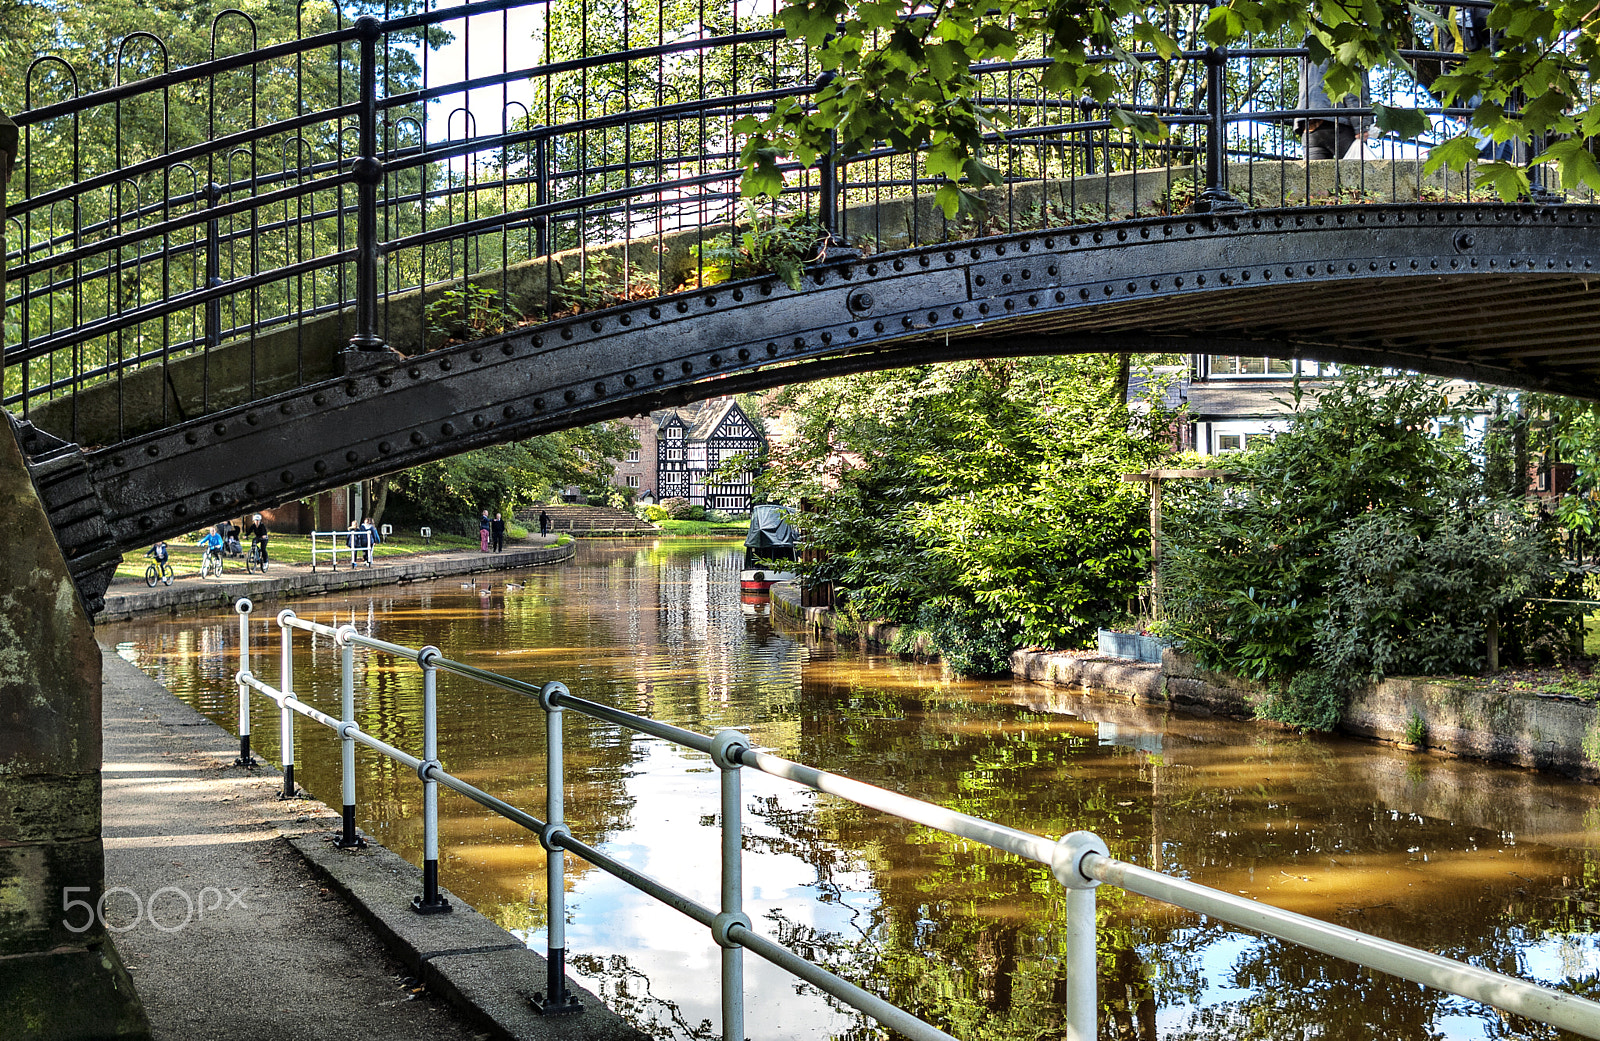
[411,646,452,914]
[277,609,298,799]
[233,598,255,767]
[333,624,366,849]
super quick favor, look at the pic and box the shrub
[661,497,694,519]
[424,282,520,347]
[1254,668,1347,731]
[637,504,669,522]
[889,598,1015,677]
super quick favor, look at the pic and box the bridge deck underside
[27,205,1600,596]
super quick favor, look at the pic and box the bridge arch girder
[76,203,1600,569]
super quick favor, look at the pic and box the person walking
[538,509,550,538]
[491,512,506,553]
[1295,45,1371,160]
[479,509,491,553]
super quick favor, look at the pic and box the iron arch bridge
[7,0,1600,611]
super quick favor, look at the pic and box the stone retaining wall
[98,542,574,622]
[771,583,1600,783]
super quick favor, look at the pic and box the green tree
[1161,371,1576,716]
[737,0,1600,212]
[765,355,1176,669]
[387,422,637,522]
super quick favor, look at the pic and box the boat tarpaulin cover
[744,505,797,550]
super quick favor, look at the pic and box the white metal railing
[226,597,1600,1041]
[309,529,374,571]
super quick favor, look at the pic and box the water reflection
[104,540,1600,1041]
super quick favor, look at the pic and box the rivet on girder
[682,362,694,374]
[408,367,421,378]
[970,248,981,259]
[975,275,987,287]
[649,307,661,319]
[280,403,293,415]
[739,348,750,360]
[346,381,360,394]
[174,504,188,517]
[1117,229,1127,241]
[902,317,914,328]
[590,321,602,333]
[1175,277,1185,287]
[995,244,1006,256]
[710,354,721,367]
[185,432,198,445]
[1055,291,1066,302]
[951,307,963,319]
[246,482,260,496]
[147,445,160,457]
[676,301,689,313]
[314,461,328,474]
[347,450,360,462]
[591,384,604,397]
[379,442,393,454]
[1093,232,1103,243]
[1048,265,1059,276]
[471,350,483,362]
[503,342,516,354]
[139,516,153,530]
[977,304,989,315]
[215,422,228,435]
[919,255,931,267]
[412,432,425,444]
[246,413,259,425]
[820,332,833,343]
[873,321,884,333]
[533,336,545,347]
[620,315,632,326]
[767,342,780,355]
[473,414,486,426]
[928,311,939,323]
[280,471,293,484]
[564,390,577,402]
[561,328,574,339]
[848,326,860,336]
[211,492,224,504]
[945,252,956,263]
[442,423,456,435]
[1021,241,1031,252]
[652,369,665,381]
[1197,275,1206,285]
[1027,295,1038,307]
[534,398,547,410]
[624,374,638,386]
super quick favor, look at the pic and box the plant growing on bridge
[679,207,831,292]
[424,283,523,348]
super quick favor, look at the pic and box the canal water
[103,540,1600,1041]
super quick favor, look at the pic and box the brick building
[613,396,765,512]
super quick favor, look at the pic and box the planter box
[1096,629,1171,663]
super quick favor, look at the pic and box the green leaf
[1422,134,1485,178]
[1371,103,1430,141]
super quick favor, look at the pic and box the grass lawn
[114,531,532,583]
[654,519,748,537]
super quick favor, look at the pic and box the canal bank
[98,540,576,621]
[771,582,1600,783]
[102,645,646,1041]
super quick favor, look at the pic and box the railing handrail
[230,596,1600,1041]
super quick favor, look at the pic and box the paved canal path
[102,539,1600,1041]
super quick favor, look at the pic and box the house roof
[1186,380,1309,419]
[686,397,740,441]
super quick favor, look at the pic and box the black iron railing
[5,0,1592,443]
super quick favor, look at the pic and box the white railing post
[1052,831,1110,1041]
[334,624,365,849]
[711,730,752,1041]
[233,598,255,766]
[277,609,298,799]
[533,681,581,1015]
[411,646,452,914]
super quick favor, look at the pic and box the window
[666,427,682,441]
[626,449,640,462]
[626,474,640,488]
[577,449,590,461]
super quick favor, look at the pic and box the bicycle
[143,543,174,587]
[245,540,268,574]
[199,545,224,579]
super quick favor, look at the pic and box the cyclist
[247,513,270,570]
[143,542,174,587]
[197,528,225,578]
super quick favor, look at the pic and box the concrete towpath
[101,646,646,1041]
[99,537,575,621]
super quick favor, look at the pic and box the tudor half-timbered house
[613,396,766,512]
